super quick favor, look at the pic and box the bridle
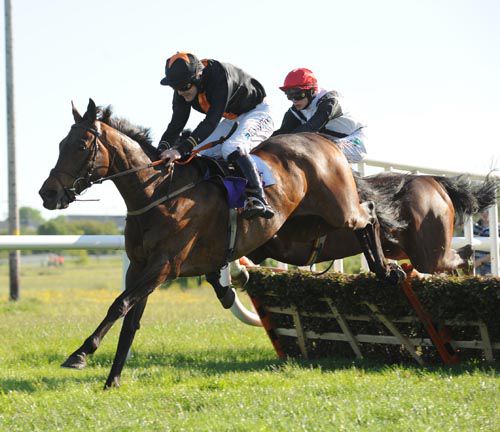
[50,123,102,198]
[48,121,173,205]
[48,120,239,212]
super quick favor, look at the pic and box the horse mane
[97,106,158,157]
[353,172,407,241]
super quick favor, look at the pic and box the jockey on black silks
[158,52,274,220]
[274,68,367,163]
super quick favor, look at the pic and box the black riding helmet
[160,52,203,89]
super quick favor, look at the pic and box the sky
[1,0,499,221]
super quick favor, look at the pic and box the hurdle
[243,268,499,365]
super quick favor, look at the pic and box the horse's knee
[349,201,377,230]
[123,319,141,333]
[123,310,143,332]
[108,298,131,319]
[360,201,377,224]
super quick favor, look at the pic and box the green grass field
[0,257,498,431]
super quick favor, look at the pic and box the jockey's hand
[160,148,182,164]
[157,140,171,152]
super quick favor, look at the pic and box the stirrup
[241,196,274,220]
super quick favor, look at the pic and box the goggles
[286,90,307,102]
[175,82,194,92]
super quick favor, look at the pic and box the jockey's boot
[232,153,274,220]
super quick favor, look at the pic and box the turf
[0,257,498,431]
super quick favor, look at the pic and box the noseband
[50,124,101,197]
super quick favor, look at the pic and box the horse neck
[100,125,166,211]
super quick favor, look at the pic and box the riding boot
[232,153,274,220]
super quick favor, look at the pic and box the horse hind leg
[229,260,250,288]
[442,247,472,275]
[206,270,236,309]
[403,229,470,275]
[457,245,474,274]
[354,201,405,283]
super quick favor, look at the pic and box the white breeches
[331,128,367,163]
[194,101,274,160]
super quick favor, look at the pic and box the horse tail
[472,175,500,213]
[433,175,499,223]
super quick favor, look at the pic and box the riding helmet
[279,68,318,92]
[160,52,203,88]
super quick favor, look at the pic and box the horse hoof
[387,263,407,284]
[61,353,87,369]
[457,244,473,261]
[231,267,250,288]
[104,377,120,390]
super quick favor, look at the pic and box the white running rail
[0,159,498,277]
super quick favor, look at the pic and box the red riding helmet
[279,68,318,92]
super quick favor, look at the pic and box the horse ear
[82,98,97,122]
[71,100,83,123]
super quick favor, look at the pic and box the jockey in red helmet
[158,52,274,219]
[274,68,367,163]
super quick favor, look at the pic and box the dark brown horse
[247,172,499,274]
[39,99,402,388]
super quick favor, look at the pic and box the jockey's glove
[157,140,171,152]
[176,135,198,158]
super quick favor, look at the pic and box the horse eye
[79,144,88,151]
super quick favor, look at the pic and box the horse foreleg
[104,296,149,389]
[61,262,165,371]
[355,225,386,277]
[355,202,405,284]
[61,317,117,370]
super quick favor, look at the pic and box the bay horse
[39,99,403,388]
[246,172,499,274]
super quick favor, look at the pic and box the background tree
[19,207,45,231]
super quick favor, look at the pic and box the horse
[39,99,403,388]
[246,172,499,274]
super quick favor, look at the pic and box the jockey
[273,68,367,163]
[158,52,274,220]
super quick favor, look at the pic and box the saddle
[192,155,275,209]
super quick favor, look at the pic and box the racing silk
[273,88,364,138]
[161,59,266,146]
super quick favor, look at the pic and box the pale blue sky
[1,0,499,219]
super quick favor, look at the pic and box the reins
[126,179,201,216]
[91,158,170,185]
[125,122,239,216]
[92,121,239,185]
[58,120,239,215]
[169,122,239,165]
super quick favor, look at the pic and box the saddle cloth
[194,155,276,208]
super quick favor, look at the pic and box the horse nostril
[40,189,58,201]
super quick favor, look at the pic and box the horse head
[39,98,110,209]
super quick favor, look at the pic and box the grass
[0,257,498,431]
